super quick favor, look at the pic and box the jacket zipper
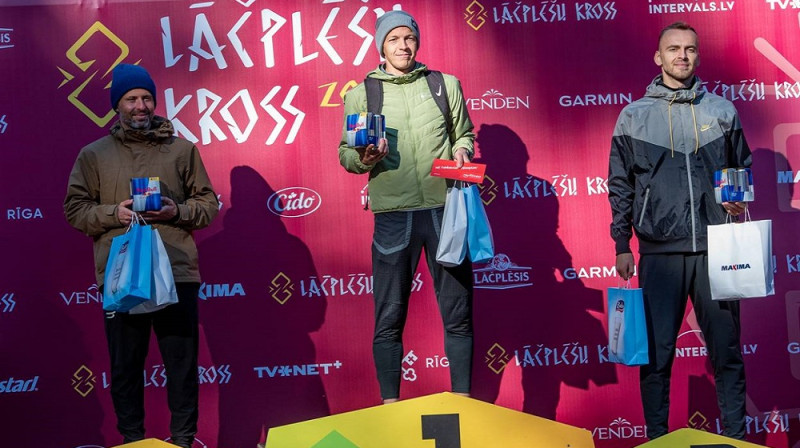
[685,152,697,251]
[637,187,650,227]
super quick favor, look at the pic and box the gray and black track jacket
[608,75,751,255]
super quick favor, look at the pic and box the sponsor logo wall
[0,1,799,447]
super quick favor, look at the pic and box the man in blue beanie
[338,10,476,403]
[65,64,219,448]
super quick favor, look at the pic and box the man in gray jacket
[608,22,750,439]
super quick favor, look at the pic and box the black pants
[639,254,746,439]
[371,208,474,400]
[104,282,200,448]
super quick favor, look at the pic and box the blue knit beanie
[110,64,156,110]
[375,10,419,57]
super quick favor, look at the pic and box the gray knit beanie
[375,10,419,57]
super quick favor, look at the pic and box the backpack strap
[424,70,453,140]
[364,70,453,141]
[365,77,383,115]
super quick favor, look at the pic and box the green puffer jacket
[338,63,475,213]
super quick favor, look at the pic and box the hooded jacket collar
[367,62,428,85]
[645,74,704,104]
[110,115,175,144]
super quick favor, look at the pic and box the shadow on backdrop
[199,166,329,448]
[469,124,616,419]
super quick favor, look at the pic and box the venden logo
[267,187,322,218]
[591,417,647,441]
[466,89,530,111]
[60,284,102,306]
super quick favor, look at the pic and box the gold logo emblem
[71,365,96,397]
[687,411,712,431]
[57,22,135,127]
[480,175,498,205]
[270,272,294,305]
[485,343,512,374]
[464,1,489,31]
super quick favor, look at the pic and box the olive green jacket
[339,63,475,213]
[64,116,219,285]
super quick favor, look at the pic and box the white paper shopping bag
[129,228,178,314]
[707,217,774,300]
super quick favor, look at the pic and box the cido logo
[267,187,321,218]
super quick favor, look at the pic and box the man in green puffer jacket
[338,10,476,404]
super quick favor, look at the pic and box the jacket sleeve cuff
[171,204,185,224]
[354,159,375,172]
[615,239,632,255]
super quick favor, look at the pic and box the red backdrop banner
[1,1,799,447]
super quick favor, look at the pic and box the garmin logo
[559,92,632,107]
[721,263,751,271]
[268,187,322,218]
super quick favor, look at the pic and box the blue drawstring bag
[607,284,649,366]
[103,215,153,312]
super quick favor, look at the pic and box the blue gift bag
[607,286,649,366]
[463,184,494,263]
[103,218,153,312]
